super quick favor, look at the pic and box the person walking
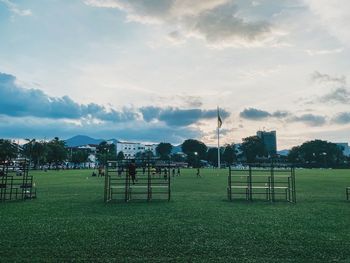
[196,167,201,178]
[128,160,137,184]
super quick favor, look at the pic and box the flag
[217,107,222,128]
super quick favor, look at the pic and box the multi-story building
[336,143,350,157]
[116,142,157,159]
[256,130,277,156]
[144,144,157,154]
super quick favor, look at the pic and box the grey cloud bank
[0,72,226,127]
[140,106,229,127]
[240,107,327,127]
[291,114,326,127]
[332,112,350,125]
[311,71,346,85]
[0,72,226,142]
[0,72,135,122]
[239,108,289,120]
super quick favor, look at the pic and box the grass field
[1,168,350,262]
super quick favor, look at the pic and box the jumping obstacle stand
[227,164,296,203]
[0,159,36,202]
[104,159,171,203]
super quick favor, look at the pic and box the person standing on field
[128,159,137,184]
[196,167,201,178]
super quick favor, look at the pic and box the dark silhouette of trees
[241,136,266,163]
[0,139,17,162]
[23,139,48,169]
[182,139,207,159]
[71,149,89,167]
[47,137,67,169]
[117,151,125,161]
[182,139,208,167]
[288,140,345,168]
[156,143,173,160]
[222,144,237,166]
[170,153,186,162]
[96,141,116,165]
[206,147,218,166]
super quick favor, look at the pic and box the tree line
[0,136,349,169]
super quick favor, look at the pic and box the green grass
[1,169,350,262]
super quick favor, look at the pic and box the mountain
[277,149,290,156]
[171,144,183,154]
[65,135,105,147]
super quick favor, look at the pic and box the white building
[116,142,157,159]
[144,144,157,153]
[77,144,97,153]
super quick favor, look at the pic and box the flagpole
[217,126,220,169]
[217,106,220,170]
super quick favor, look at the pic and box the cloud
[271,111,290,118]
[156,95,203,108]
[320,88,350,104]
[311,71,346,85]
[0,0,32,16]
[240,107,327,126]
[185,3,272,47]
[0,72,229,142]
[291,114,326,126]
[309,72,350,104]
[140,106,230,127]
[332,112,350,124]
[84,0,280,47]
[85,0,230,20]
[0,72,137,122]
[240,108,270,120]
[139,106,161,122]
[218,128,234,136]
[240,108,289,120]
[251,1,261,7]
[306,48,344,56]
[305,0,350,47]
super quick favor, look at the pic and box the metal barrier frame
[227,164,296,203]
[104,158,171,203]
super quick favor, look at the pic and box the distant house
[77,144,98,154]
[116,142,157,159]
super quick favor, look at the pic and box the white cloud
[305,48,344,56]
[251,1,261,7]
[304,0,350,46]
[0,0,32,16]
[84,0,284,47]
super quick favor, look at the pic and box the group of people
[91,160,182,184]
[128,160,181,184]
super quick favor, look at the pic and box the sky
[0,0,350,149]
